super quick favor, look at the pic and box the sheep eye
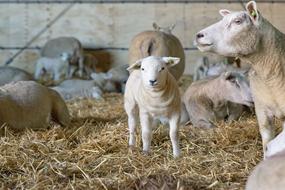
[234,19,242,25]
[141,68,145,71]
[161,67,165,70]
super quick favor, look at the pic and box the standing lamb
[183,72,253,128]
[0,81,70,129]
[41,37,84,77]
[246,124,285,190]
[128,24,185,80]
[0,66,33,86]
[34,52,70,82]
[124,56,181,158]
[194,0,285,156]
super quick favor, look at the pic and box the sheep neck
[240,17,285,85]
[138,73,180,117]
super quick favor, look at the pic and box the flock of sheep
[2,0,285,189]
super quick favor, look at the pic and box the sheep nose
[196,32,204,39]
[149,79,157,86]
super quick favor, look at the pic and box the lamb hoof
[142,150,150,156]
[128,145,135,152]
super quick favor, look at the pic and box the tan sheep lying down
[183,72,253,128]
[124,56,181,158]
[0,81,70,129]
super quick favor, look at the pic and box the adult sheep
[0,66,33,86]
[124,56,181,158]
[128,24,185,80]
[41,37,84,77]
[194,0,285,156]
[0,81,70,130]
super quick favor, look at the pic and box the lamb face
[194,1,260,57]
[128,56,179,90]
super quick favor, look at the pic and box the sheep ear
[219,9,231,17]
[246,1,259,23]
[223,71,236,82]
[162,57,180,68]
[153,22,160,30]
[127,59,142,71]
[169,23,176,31]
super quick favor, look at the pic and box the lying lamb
[51,78,104,101]
[90,64,129,93]
[0,66,33,86]
[246,124,285,190]
[0,81,70,129]
[194,0,285,155]
[34,52,70,82]
[124,56,181,158]
[183,72,253,128]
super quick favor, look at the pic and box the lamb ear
[219,9,231,17]
[246,1,259,23]
[127,59,142,71]
[162,57,180,68]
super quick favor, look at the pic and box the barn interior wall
[0,2,284,75]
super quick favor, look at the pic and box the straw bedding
[0,76,269,190]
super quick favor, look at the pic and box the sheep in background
[128,24,185,80]
[0,66,33,86]
[34,52,70,82]
[41,37,84,77]
[51,80,103,101]
[0,81,70,130]
[193,56,245,81]
[90,64,129,93]
[124,56,181,158]
[69,53,98,79]
[183,72,253,128]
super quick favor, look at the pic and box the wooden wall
[1,2,285,75]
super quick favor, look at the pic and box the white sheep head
[127,56,180,90]
[194,1,261,57]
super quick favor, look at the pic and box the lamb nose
[149,79,157,85]
[196,33,204,39]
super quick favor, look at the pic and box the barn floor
[0,76,265,190]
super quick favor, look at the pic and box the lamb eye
[141,68,145,71]
[161,67,165,70]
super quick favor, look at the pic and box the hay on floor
[0,76,267,190]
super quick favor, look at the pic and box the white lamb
[51,79,104,101]
[124,56,181,158]
[35,52,70,82]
